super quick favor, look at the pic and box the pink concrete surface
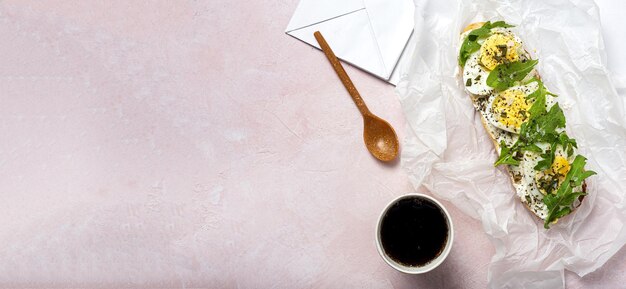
[0,1,623,288]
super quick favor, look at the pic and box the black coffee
[380,197,449,267]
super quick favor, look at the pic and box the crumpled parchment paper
[396,0,626,288]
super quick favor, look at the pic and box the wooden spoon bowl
[363,114,399,162]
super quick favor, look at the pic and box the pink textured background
[0,0,623,288]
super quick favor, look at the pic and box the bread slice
[460,22,586,223]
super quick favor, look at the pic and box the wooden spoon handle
[314,31,371,116]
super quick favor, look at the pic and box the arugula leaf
[526,89,547,123]
[535,104,566,136]
[494,141,520,166]
[551,207,572,220]
[467,27,491,40]
[558,133,577,156]
[490,21,515,28]
[459,39,482,66]
[508,92,547,159]
[521,102,564,142]
[459,30,488,66]
[487,60,538,90]
[522,143,542,152]
[546,105,566,127]
[534,142,556,171]
[526,78,557,101]
[543,155,596,228]
[458,21,515,66]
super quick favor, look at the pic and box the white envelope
[285,0,415,84]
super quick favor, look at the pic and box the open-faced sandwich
[458,21,596,228]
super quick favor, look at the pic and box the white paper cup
[375,194,454,274]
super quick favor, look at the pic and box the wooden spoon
[314,31,399,162]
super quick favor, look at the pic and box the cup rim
[375,193,454,274]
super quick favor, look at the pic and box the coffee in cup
[376,194,453,274]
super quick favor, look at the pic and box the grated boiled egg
[484,82,538,134]
[480,33,521,70]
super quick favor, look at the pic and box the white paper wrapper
[396,0,626,288]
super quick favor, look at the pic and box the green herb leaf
[534,142,556,171]
[459,29,489,66]
[527,89,547,119]
[522,103,565,145]
[558,133,577,148]
[459,39,482,66]
[535,104,566,135]
[543,155,596,228]
[526,78,556,100]
[494,141,520,166]
[552,206,573,220]
[522,143,542,152]
[490,21,515,28]
[487,60,538,90]
[557,132,577,157]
